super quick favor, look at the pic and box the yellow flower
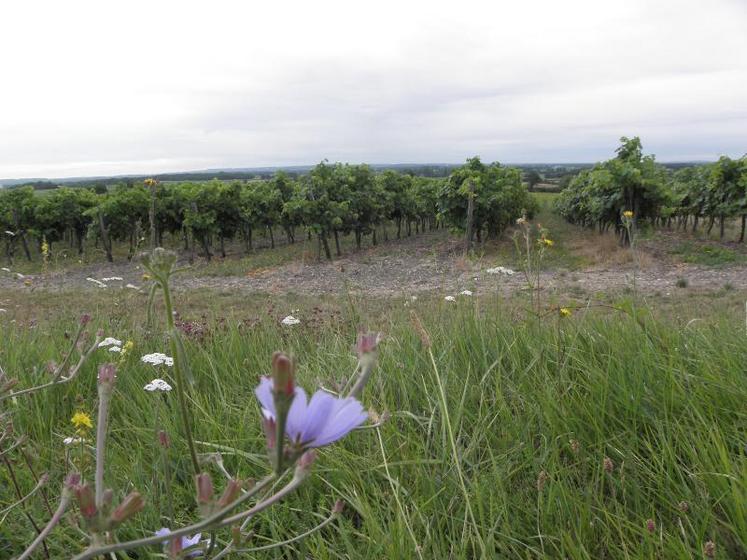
[120,340,134,359]
[41,238,49,258]
[559,307,572,317]
[623,210,634,219]
[71,411,93,430]
[142,273,151,282]
[542,238,554,247]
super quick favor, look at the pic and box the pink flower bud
[355,332,382,357]
[75,484,97,519]
[217,479,243,508]
[110,492,144,524]
[157,430,171,449]
[271,352,295,397]
[64,472,81,489]
[195,473,214,505]
[80,313,92,326]
[296,450,316,475]
[332,500,345,514]
[646,518,655,534]
[97,363,117,386]
[96,328,105,338]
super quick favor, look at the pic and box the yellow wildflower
[120,340,134,359]
[542,238,554,247]
[559,307,572,317]
[142,273,151,281]
[71,411,93,430]
[623,210,634,219]
[41,238,49,258]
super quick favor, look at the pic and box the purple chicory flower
[155,528,202,557]
[255,377,367,449]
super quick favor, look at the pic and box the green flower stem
[160,278,200,477]
[70,474,284,560]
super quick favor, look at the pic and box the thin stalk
[160,279,200,476]
[232,508,339,553]
[16,490,71,560]
[71,474,284,560]
[95,387,112,508]
[426,347,486,557]
[3,456,49,559]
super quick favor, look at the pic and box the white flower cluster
[141,353,174,367]
[63,436,84,445]
[144,378,173,392]
[459,290,473,296]
[444,295,456,302]
[281,315,300,326]
[486,266,516,276]
[98,337,122,348]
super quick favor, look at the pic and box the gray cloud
[0,0,745,178]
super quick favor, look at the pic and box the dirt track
[1,231,746,298]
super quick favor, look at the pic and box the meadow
[1,249,746,559]
[1,175,747,559]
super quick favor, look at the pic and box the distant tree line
[555,137,747,243]
[0,159,536,264]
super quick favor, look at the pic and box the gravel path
[1,234,745,298]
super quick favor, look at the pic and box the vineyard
[556,137,747,243]
[0,158,537,266]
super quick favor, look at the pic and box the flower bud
[645,518,655,534]
[295,450,316,477]
[75,484,97,519]
[231,526,242,547]
[217,479,243,508]
[97,363,117,387]
[110,491,144,525]
[271,352,294,397]
[64,472,81,490]
[157,430,171,449]
[332,500,345,514]
[80,313,92,326]
[703,540,715,558]
[355,332,382,358]
[603,456,614,473]
[195,473,214,505]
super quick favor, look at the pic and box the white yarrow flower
[109,346,122,353]
[460,290,473,296]
[486,266,516,276]
[444,296,456,302]
[98,337,123,348]
[141,353,174,367]
[281,315,300,326]
[144,378,173,392]
[63,436,84,445]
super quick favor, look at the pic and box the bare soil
[1,229,746,299]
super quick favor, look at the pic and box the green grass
[669,241,747,266]
[1,288,745,559]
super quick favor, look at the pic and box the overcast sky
[0,0,745,179]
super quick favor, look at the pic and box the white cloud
[0,0,745,178]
